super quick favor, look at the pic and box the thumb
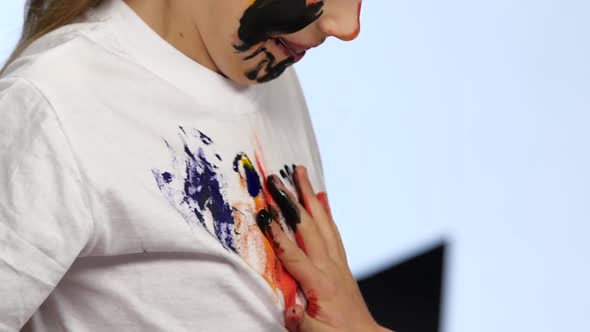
[285,305,331,332]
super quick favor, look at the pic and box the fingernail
[285,315,301,331]
[280,169,288,179]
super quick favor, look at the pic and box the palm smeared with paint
[264,167,393,332]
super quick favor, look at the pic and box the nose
[317,1,362,41]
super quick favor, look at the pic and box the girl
[0,0,391,331]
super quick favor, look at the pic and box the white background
[2,1,589,332]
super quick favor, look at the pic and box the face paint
[234,0,325,82]
[235,0,324,52]
[243,46,296,83]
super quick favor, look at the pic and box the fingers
[268,220,320,291]
[285,305,332,332]
[293,166,329,221]
[294,166,334,248]
[267,174,328,261]
[285,305,304,332]
[293,166,344,258]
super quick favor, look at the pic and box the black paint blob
[280,164,295,186]
[267,175,301,231]
[256,208,272,231]
[235,0,324,52]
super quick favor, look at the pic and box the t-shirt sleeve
[0,77,94,330]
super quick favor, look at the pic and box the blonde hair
[0,0,102,75]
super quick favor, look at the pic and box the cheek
[234,0,325,51]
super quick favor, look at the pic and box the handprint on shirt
[151,126,301,309]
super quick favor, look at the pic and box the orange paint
[250,149,298,309]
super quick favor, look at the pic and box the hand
[263,166,392,332]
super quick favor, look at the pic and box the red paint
[295,231,307,254]
[302,195,312,217]
[254,150,272,205]
[285,314,301,331]
[253,144,298,310]
[342,2,362,41]
[294,168,314,217]
[316,192,332,219]
[306,289,320,318]
[275,247,285,255]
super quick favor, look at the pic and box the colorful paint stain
[151,126,299,310]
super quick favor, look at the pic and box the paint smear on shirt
[151,126,298,310]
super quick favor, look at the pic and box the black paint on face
[243,44,296,83]
[234,0,325,82]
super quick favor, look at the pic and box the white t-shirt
[0,0,330,330]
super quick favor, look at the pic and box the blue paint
[182,146,236,252]
[152,127,237,253]
[183,145,196,161]
[199,130,213,145]
[162,172,173,183]
[232,153,262,198]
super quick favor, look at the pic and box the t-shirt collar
[90,0,262,113]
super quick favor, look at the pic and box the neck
[123,0,219,73]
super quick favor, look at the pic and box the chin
[225,68,289,86]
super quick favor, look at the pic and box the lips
[275,38,307,63]
[282,38,319,54]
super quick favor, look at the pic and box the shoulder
[2,18,126,90]
[0,76,51,125]
[0,77,59,173]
